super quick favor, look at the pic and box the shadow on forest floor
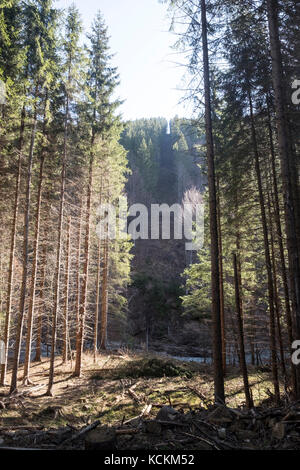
[0,351,282,430]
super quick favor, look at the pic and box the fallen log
[57,419,101,448]
[127,388,142,404]
[121,403,152,426]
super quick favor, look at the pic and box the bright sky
[56,0,190,120]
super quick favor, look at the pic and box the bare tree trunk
[0,106,25,386]
[233,253,253,408]
[34,244,46,362]
[10,96,38,394]
[266,0,300,396]
[46,90,69,396]
[23,151,45,384]
[100,235,108,350]
[200,0,224,403]
[0,233,3,321]
[93,182,103,362]
[62,217,71,363]
[248,90,280,403]
[217,178,226,373]
[269,204,287,382]
[24,94,48,377]
[74,151,94,377]
[229,308,239,366]
[267,97,296,396]
[94,238,101,362]
[75,203,82,352]
[46,164,66,396]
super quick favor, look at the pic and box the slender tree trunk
[248,90,280,403]
[23,93,48,381]
[94,238,101,361]
[229,308,239,366]
[93,182,103,362]
[266,0,300,396]
[269,203,287,381]
[233,253,253,408]
[200,0,224,403]
[75,203,82,352]
[267,97,297,396]
[46,91,69,396]
[34,244,46,362]
[250,333,256,366]
[0,233,3,319]
[46,164,66,395]
[100,234,108,350]
[0,106,25,386]
[285,112,300,259]
[23,152,45,384]
[62,217,71,363]
[74,150,94,377]
[235,229,243,315]
[10,96,38,394]
[217,178,226,373]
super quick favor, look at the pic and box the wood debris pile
[1,401,300,450]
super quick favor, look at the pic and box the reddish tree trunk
[266,0,300,396]
[201,0,224,403]
[267,97,296,396]
[248,90,280,403]
[233,253,253,408]
[74,151,94,377]
[62,217,71,363]
[10,96,38,394]
[0,107,25,385]
[217,178,226,373]
[46,90,69,395]
[34,244,47,362]
[100,235,109,350]
[23,151,45,384]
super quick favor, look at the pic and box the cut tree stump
[85,426,116,450]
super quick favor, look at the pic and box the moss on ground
[0,353,284,430]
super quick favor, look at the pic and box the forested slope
[121,117,207,352]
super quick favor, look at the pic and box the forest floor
[0,351,299,450]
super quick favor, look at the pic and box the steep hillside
[120,118,207,351]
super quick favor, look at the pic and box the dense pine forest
[0,0,300,453]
